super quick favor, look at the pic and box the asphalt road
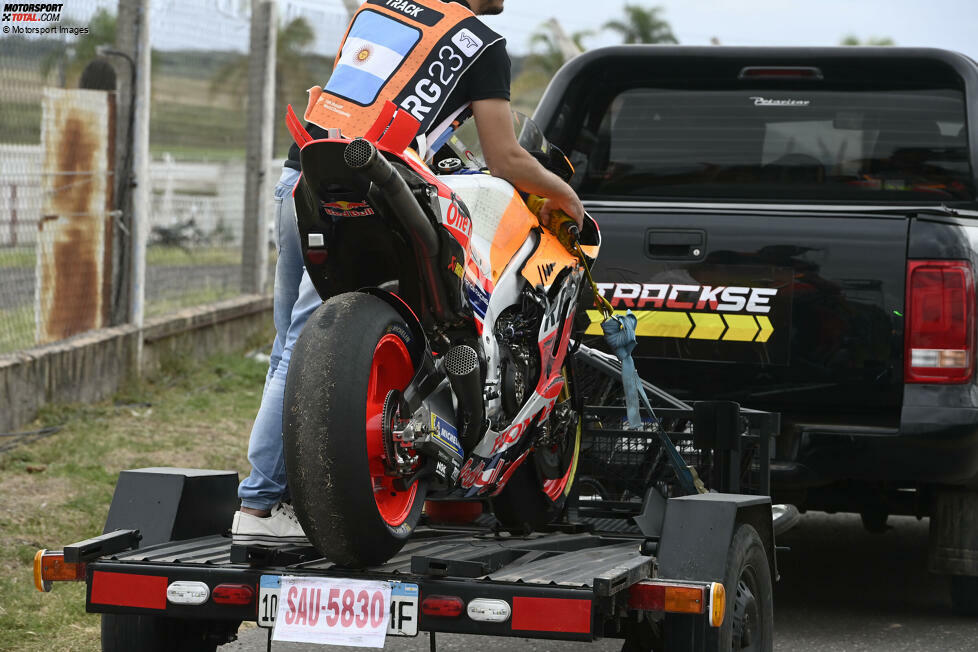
[223,512,978,652]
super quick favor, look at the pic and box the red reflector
[212,583,255,605]
[421,595,464,617]
[905,260,975,383]
[628,582,666,611]
[307,250,328,265]
[511,596,591,634]
[90,571,167,610]
[738,66,823,80]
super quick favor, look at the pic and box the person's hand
[537,191,585,230]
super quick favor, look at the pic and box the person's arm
[471,98,585,229]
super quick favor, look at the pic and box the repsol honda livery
[532,45,978,614]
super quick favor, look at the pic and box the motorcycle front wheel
[491,418,581,534]
[283,292,426,567]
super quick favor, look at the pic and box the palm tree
[840,34,895,46]
[603,5,678,44]
[511,22,591,112]
[211,17,318,154]
[40,8,116,86]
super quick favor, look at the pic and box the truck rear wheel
[100,614,235,651]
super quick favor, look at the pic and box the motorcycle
[282,107,601,567]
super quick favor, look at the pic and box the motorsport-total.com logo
[2,3,64,22]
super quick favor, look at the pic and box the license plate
[258,575,419,637]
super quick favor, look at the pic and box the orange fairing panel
[522,229,579,290]
[489,192,539,282]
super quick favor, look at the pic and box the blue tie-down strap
[601,311,700,495]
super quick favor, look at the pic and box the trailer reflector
[511,597,591,634]
[421,595,465,617]
[466,598,511,623]
[167,581,210,605]
[90,571,168,610]
[710,582,726,628]
[212,583,255,605]
[628,581,707,615]
[33,550,85,592]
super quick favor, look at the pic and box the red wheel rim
[365,334,417,526]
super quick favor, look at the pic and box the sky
[54,0,978,62]
[481,0,978,60]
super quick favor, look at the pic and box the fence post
[241,0,277,295]
[114,0,152,368]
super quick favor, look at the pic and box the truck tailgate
[586,205,909,421]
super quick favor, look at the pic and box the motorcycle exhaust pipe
[343,138,447,318]
[445,344,485,453]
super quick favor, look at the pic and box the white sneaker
[231,502,310,546]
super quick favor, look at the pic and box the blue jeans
[238,168,323,511]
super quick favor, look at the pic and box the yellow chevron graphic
[722,314,759,341]
[756,315,774,343]
[585,310,774,343]
[689,313,725,340]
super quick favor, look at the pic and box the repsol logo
[596,283,778,314]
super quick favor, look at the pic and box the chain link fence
[0,0,348,355]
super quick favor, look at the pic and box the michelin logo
[432,414,463,459]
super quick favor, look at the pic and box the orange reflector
[710,582,726,628]
[34,550,85,592]
[628,581,706,615]
[421,595,464,617]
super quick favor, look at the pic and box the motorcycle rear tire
[284,292,426,567]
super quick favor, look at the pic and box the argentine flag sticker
[326,11,421,106]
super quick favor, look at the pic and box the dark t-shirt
[285,2,510,170]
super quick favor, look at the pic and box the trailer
[32,348,783,651]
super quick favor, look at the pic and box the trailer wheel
[950,575,978,616]
[100,614,236,651]
[710,524,774,651]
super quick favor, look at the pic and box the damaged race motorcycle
[282,106,601,567]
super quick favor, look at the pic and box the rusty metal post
[241,0,276,295]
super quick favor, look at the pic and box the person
[231,0,584,546]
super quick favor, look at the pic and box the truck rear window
[572,87,973,201]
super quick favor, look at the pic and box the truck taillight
[905,260,975,383]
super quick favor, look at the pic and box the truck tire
[709,524,774,651]
[284,293,427,567]
[100,614,230,651]
[950,575,978,616]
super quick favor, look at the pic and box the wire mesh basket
[571,345,774,502]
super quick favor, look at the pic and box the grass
[0,342,272,652]
[0,303,34,353]
[1,246,241,270]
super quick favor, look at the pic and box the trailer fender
[655,493,776,584]
[103,468,239,547]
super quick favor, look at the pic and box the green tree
[511,23,590,113]
[211,17,320,154]
[840,34,895,46]
[603,5,678,44]
[40,8,116,86]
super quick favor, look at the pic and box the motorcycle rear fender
[360,287,427,366]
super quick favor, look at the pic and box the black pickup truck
[536,46,978,612]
